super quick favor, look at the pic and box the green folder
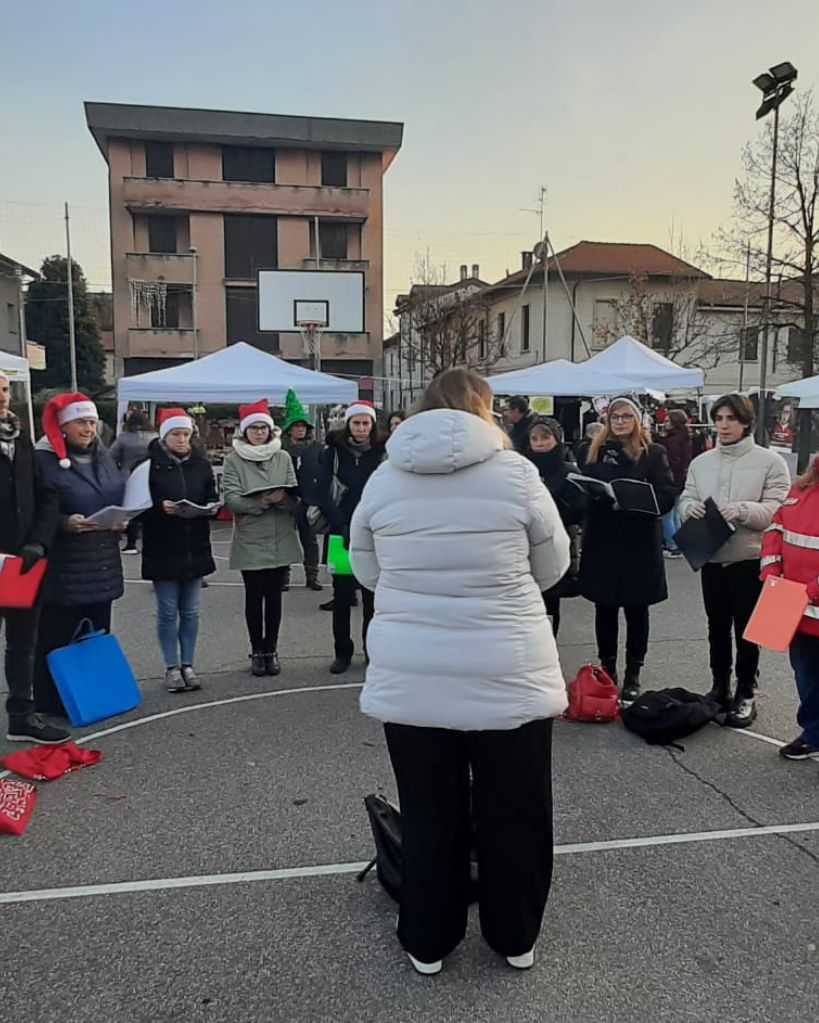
[327,534,353,576]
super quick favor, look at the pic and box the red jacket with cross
[760,480,819,638]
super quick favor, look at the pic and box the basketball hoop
[297,321,325,357]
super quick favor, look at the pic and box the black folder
[673,498,736,571]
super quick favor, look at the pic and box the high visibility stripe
[805,606,819,620]
[760,555,782,568]
[766,523,784,533]
[783,529,819,551]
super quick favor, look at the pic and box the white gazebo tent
[486,359,634,396]
[116,342,358,423]
[775,374,819,409]
[0,349,34,433]
[584,335,705,391]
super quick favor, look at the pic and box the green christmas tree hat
[282,388,312,432]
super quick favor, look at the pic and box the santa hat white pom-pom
[59,457,71,469]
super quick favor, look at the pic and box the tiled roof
[697,277,810,308]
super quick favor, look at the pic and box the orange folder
[0,556,48,610]
[743,577,809,653]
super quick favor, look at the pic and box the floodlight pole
[757,99,779,444]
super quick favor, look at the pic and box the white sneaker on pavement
[506,949,535,970]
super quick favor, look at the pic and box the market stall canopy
[486,359,634,397]
[0,350,31,383]
[584,335,705,390]
[775,374,819,409]
[116,342,358,405]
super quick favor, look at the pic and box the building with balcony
[85,102,403,392]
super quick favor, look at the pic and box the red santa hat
[42,393,99,468]
[158,407,194,440]
[345,400,377,422]
[239,399,276,435]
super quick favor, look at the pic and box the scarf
[0,413,21,443]
[346,437,372,456]
[232,436,282,462]
[159,440,190,465]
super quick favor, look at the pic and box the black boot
[265,651,281,676]
[330,655,352,675]
[250,652,266,677]
[621,661,642,707]
[727,683,757,728]
[706,677,732,713]
[600,658,619,685]
[306,566,323,592]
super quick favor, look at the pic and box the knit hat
[607,397,642,421]
[239,399,276,435]
[530,416,563,444]
[158,407,193,440]
[282,389,312,432]
[345,400,377,422]
[42,393,98,468]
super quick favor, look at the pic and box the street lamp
[752,60,797,444]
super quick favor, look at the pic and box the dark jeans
[1,607,40,721]
[332,575,373,660]
[790,631,819,746]
[296,516,319,574]
[384,718,554,964]
[34,601,113,717]
[241,568,288,652]
[701,560,762,691]
[544,595,561,637]
[594,604,650,666]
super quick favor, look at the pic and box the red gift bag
[0,555,48,610]
[0,778,37,836]
[563,664,620,723]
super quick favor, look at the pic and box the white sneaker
[407,954,442,975]
[181,665,201,691]
[506,949,535,970]
[165,667,186,693]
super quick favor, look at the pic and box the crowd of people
[1,367,818,974]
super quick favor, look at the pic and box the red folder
[743,577,809,653]
[0,556,48,610]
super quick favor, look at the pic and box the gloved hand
[18,542,45,574]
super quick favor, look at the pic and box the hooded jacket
[350,408,570,731]
[0,426,58,556]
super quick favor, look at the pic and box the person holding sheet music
[33,393,126,720]
[140,409,217,693]
[577,397,676,706]
[679,394,790,727]
[223,400,301,678]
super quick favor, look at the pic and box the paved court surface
[1,523,817,1023]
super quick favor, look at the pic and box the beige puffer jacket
[678,436,790,564]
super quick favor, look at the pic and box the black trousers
[701,560,762,691]
[544,595,561,637]
[1,607,40,721]
[595,604,650,666]
[296,517,319,574]
[332,575,374,660]
[33,601,113,717]
[384,718,554,964]
[241,568,288,653]
[125,518,141,548]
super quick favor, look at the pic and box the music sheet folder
[672,498,735,571]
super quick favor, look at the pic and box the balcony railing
[125,328,197,358]
[125,252,195,284]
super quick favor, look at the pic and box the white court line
[2,821,818,906]
[125,578,244,588]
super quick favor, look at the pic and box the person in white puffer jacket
[350,368,570,977]
[679,393,790,728]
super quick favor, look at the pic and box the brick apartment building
[85,102,403,392]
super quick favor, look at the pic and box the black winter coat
[526,446,587,598]
[282,434,324,509]
[140,440,217,581]
[0,431,59,556]
[508,412,538,455]
[317,432,385,538]
[35,440,125,607]
[578,441,676,608]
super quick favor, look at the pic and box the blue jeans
[662,499,682,551]
[789,631,819,746]
[154,579,202,668]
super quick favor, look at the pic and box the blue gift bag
[47,619,142,727]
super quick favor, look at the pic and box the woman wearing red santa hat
[223,399,301,676]
[33,393,126,720]
[316,400,385,674]
[140,409,218,693]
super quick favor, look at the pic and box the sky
[1,0,817,315]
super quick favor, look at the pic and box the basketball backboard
[257,269,365,333]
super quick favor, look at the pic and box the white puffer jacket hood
[351,408,570,732]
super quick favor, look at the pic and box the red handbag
[0,556,47,610]
[563,664,620,723]
[0,778,37,836]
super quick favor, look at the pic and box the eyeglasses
[247,424,270,432]
[610,414,636,423]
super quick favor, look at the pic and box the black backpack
[621,688,725,748]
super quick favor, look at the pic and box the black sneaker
[121,546,138,555]
[727,694,757,729]
[7,713,71,745]
[306,577,324,591]
[320,599,335,612]
[265,652,281,676]
[779,735,819,760]
[705,682,732,713]
[250,652,266,677]
[620,682,641,708]
[330,656,352,675]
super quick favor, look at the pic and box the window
[224,214,278,279]
[147,216,178,254]
[7,302,17,334]
[497,311,506,355]
[478,320,487,361]
[321,152,348,187]
[145,141,174,178]
[787,326,805,363]
[149,286,191,329]
[226,287,279,353]
[315,221,349,260]
[593,298,616,349]
[741,326,759,362]
[521,304,530,352]
[651,302,673,352]
[222,145,275,183]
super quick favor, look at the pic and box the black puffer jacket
[140,439,217,581]
[35,439,125,607]
[578,441,676,608]
[317,430,386,538]
[526,446,587,598]
[0,430,59,556]
[282,431,324,508]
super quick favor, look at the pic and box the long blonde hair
[414,368,511,447]
[589,399,651,464]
